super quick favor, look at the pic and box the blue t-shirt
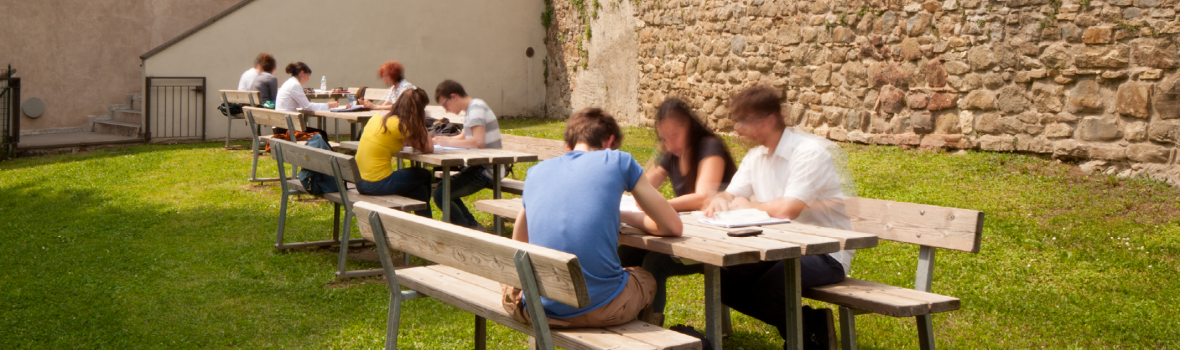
[522,149,645,318]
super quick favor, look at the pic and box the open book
[694,209,790,228]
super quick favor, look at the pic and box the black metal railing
[1,75,19,160]
[145,77,206,142]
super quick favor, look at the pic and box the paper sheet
[620,195,642,213]
[694,209,791,228]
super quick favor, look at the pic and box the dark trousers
[355,167,433,218]
[721,254,846,339]
[431,165,494,229]
[617,246,704,313]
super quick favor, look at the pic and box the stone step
[94,120,140,138]
[130,94,143,111]
[113,109,142,124]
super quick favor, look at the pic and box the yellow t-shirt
[356,113,404,182]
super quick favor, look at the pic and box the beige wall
[143,0,548,140]
[0,0,240,131]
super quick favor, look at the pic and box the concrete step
[94,120,140,138]
[130,94,143,111]
[113,109,141,124]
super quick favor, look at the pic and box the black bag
[428,121,462,137]
[297,134,340,195]
[218,102,243,117]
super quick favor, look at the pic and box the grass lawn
[1,118,1177,349]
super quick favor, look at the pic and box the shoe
[797,306,836,350]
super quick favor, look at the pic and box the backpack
[297,134,340,195]
[218,102,243,117]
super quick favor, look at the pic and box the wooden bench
[268,138,428,280]
[354,201,701,350]
[801,197,984,350]
[497,134,568,195]
[218,90,261,150]
[242,107,340,182]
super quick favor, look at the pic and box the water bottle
[320,76,327,91]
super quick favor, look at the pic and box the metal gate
[0,76,19,160]
[145,77,205,142]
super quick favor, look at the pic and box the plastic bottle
[320,76,327,91]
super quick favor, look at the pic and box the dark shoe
[797,306,836,350]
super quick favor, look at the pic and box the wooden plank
[395,149,471,167]
[681,216,841,255]
[501,134,567,160]
[479,148,541,163]
[220,90,260,105]
[845,197,984,253]
[760,222,879,250]
[475,199,523,218]
[618,226,762,267]
[309,110,376,122]
[363,87,390,101]
[396,266,672,350]
[603,320,703,350]
[244,107,305,131]
[271,139,341,176]
[802,280,932,318]
[676,224,801,261]
[818,278,960,314]
[500,179,525,195]
[355,202,590,308]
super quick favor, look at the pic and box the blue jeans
[617,246,704,313]
[355,167,433,218]
[721,255,846,340]
[432,165,494,228]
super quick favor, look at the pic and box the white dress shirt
[237,68,259,91]
[727,128,855,274]
[275,77,329,113]
[383,80,416,104]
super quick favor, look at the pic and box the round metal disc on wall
[23,97,44,118]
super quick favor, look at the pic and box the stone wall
[543,0,1180,178]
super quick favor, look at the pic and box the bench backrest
[268,138,361,184]
[501,134,567,160]
[845,197,984,253]
[242,107,307,132]
[363,87,390,102]
[220,90,260,105]
[354,202,591,308]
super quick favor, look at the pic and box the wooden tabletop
[303,109,375,122]
[474,198,879,266]
[396,148,538,167]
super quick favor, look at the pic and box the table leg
[784,257,803,350]
[493,165,503,236]
[442,165,451,223]
[334,119,339,143]
[704,264,723,350]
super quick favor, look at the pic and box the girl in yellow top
[355,88,434,218]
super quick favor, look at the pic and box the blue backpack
[297,134,339,195]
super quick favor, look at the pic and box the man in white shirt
[237,53,272,91]
[703,85,852,349]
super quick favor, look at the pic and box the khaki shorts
[502,266,656,328]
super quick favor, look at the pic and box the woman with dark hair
[248,54,279,105]
[354,88,434,218]
[275,62,338,113]
[618,97,738,324]
[362,61,415,111]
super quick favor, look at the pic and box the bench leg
[839,307,858,350]
[703,265,723,350]
[275,188,290,250]
[916,314,935,350]
[474,316,487,350]
[249,137,262,182]
[515,251,555,350]
[783,257,803,350]
[722,306,733,337]
[226,116,233,149]
[332,203,341,242]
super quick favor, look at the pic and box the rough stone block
[1148,120,1180,144]
[1076,45,1131,69]
[934,112,962,134]
[1078,117,1123,141]
[1044,123,1075,138]
[1016,136,1054,153]
[1089,144,1128,161]
[967,46,995,71]
[943,60,970,75]
[1152,77,1180,119]
[960,90,998,110]
[912,111,934,134]
[1116,82,1153,118]
[1128,143,1170,163]
[890,114,911,133]
[1130,38,1179,69]
[877,86,906,114]
[1125,121,1148,142]
[979,135,1017,151]
[1067,80,1105,114]
[976,112,1002,134]
[1082,26,1113,44]
[907,92,929,109]
[959,110,975,134]
[927,92,957,111]
[998,86,1031,114]
[1053,139,1090,158]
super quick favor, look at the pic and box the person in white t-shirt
[430,79,503,229]
[237,53,272,91]
[275,62,338,113]
[702,85,854,349]
[361,60,415,111]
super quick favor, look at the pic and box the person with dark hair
[354,88,435,218]
[704,85,853,349]
[430,79,503,229]
[501,108,683,328]
[238,53,273,91]
[248,54,279,105]
[616,97,739,324]
[362,61,415,111]
[275,62,338,113]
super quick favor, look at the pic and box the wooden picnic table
[396,149,538,226]
[473,198,879,350]
[300,109,375,142]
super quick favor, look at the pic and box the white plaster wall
[143,0,547,140]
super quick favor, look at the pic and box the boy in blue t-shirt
[501,108,684,328]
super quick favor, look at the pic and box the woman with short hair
[362,61,415,111]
